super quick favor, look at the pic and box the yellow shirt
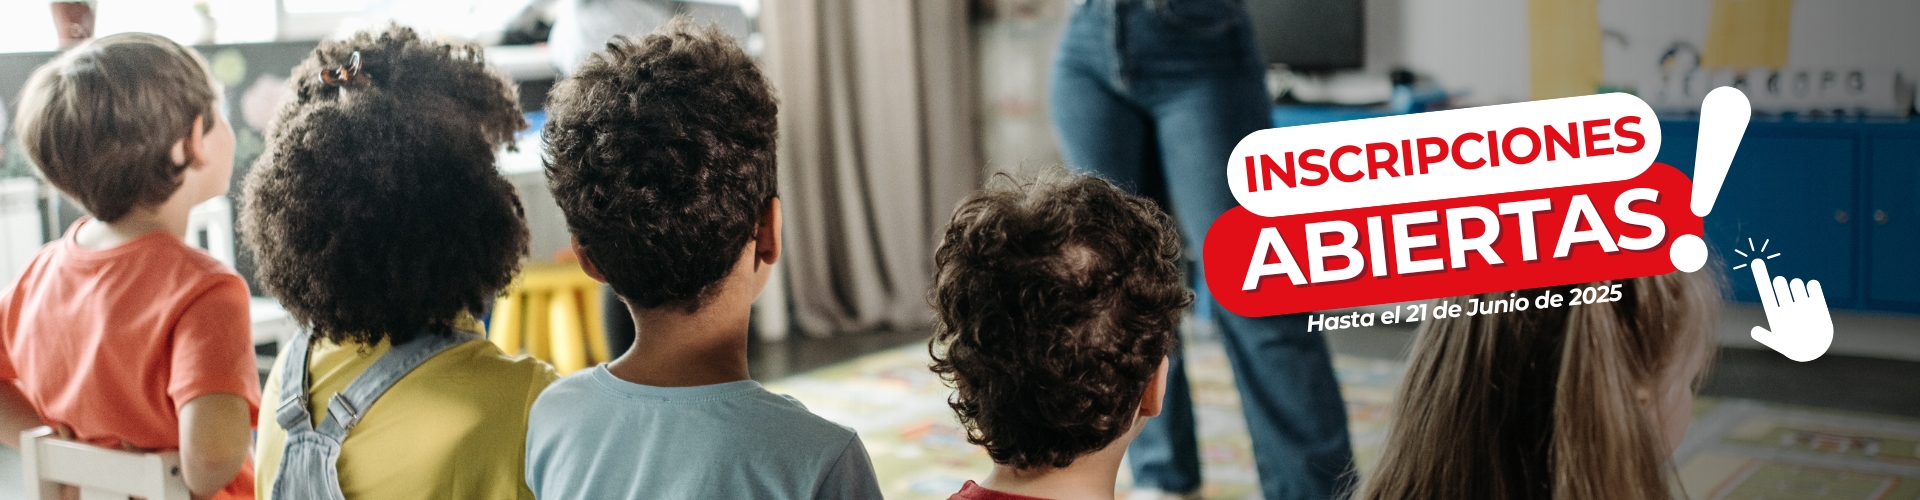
[254,330,558,500]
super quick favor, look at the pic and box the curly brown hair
[929,171,1193,470]
[240,26,529,344]
[542,18,777,311]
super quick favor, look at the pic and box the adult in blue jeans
[1047,0,1355,498]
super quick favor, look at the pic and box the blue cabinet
[1659,119,1920,314]
[1868,133,1920,308]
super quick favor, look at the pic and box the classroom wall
[1377,0,1920,106]
[1395,0,1532,106]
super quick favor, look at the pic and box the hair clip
[319,51,369,88]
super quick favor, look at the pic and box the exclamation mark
[1670,87,1751,273]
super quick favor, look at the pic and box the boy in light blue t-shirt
[524,18,880,500]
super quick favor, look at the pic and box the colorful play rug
[765,339,1920,500]
[1677,399,1920,500]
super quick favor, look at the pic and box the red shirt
[950,480,1051,500]
[0,221,260,498]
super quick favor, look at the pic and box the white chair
[19,426,190,500]
[0,178,45,284]
[185,196,235,270]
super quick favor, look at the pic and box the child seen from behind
[524,19,882,500]
[929,171,1193,500]
[1355,271,1723,499]
[2,32,258,499]
[242,26,557,500]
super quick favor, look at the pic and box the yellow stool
[489,263,612,374]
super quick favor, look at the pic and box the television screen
[1246,0,1364,72]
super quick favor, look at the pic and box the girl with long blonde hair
[1356,270,1723,499]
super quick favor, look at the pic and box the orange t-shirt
[0,221,261,498]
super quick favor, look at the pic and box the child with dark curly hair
[240,26,557,500]
[523,19,881,500]
[929,171,1193,500]
[1,32,257,500]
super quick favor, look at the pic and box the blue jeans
[1048,0,1356,498]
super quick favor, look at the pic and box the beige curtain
[760,0,977,336]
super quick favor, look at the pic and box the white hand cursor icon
[1749,258,1833,362]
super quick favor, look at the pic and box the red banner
[1204,163,1699,317]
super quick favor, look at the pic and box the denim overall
[270,329,474,499]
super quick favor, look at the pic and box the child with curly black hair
[239,26,556,500]
[929,171,1193,500]
[523,19,881,499]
